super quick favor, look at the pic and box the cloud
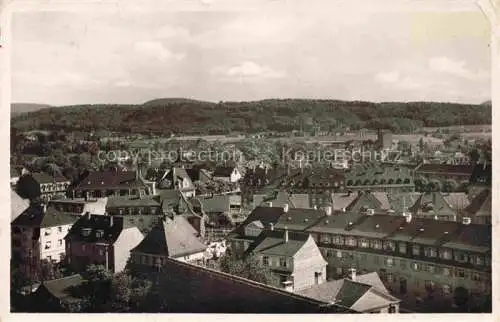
[428,56,487,80]
[215,61,285,80]
[133,41,185,62]
[374,71,422,90]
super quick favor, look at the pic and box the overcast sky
[11,0,492,106]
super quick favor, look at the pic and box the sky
[10,0,492,106]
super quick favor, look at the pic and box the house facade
[212,166,242,183]
[11,205,77,281]
[65,214,144,273]
[30,172,71,202]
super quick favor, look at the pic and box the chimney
[269,223,274,231]
[86,212,91,220]
[284,227,289,243]
[43,204,47,213]
[283,203,289,213]
[404,212,412,223]
[349,268,356,281]
[324,205,332,216]
[84,191,89,202]
[110,216,114,227]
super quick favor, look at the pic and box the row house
[130,215,207,267]
[229,205,491,310]
[71,170,150,199]
[303,214,491,307]
[280,167,346,195]
[11,205,77,281]
[65,214,144,273]
[345,165,414,194]
[414,164,475,185]
[254,190,332,210]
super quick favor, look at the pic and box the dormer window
[96,230,104,238]
[82,228,92,237]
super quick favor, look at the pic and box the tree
[106,272,133,312]
[40,259,64,281]
[453,286,469,312]
[220,252,280,287]
[469,149,480,164]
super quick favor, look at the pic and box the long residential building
[229,205,491,309]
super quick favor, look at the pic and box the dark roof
[388,217,460,245]
[464,189,491,216]
[65,214,132,244]
[31,172,69,184]
[442,224,492,252]
[416,164,475,175]
[184,168,200,182]
[275,208,326,231]
[36,274,85,302]
[245,230,311,258]
[213,166,236,178]
[306,212,364,234]
[231,206,284,238]
[409,192,456,217]
[75,170,145,190]
[345,192,383,213]
[197,195,230,213]
[12,205,77,228]
[106,195,161,208]
[131,215,206,257]
[346,215,407,239]
[153,258,354,313]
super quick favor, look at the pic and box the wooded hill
[11,99,491,135]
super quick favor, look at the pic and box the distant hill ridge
[10,98,492,135]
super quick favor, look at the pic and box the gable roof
[197,195,230,213]
[230,206,284,238]
[65,214,133,244]
[131,215,206,258]
[469,163,491,185]
[297,275,399,312]
[106,195,161,208]
[31,172,69,184]
[36,274,85,303]
[306,212,364,234]
[11,189,30,222]
[245,230,311,259]
[409,192,457,217]
[416,164,475,176]
[275,208,326,231]
[76,170,145,190]
[345,192,384,213]
[464,189,491,217]
[12,205,78,228]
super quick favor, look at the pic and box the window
[58,226,63,233]
[424,247,437,258]
[96,230,104,238]
[371,239,383,250]
[336,251,342,258]
[99,249,105,256]
[47,256,52,261]
[399,242,407,254]
[411,262,420,271]
[81,228,91,237]
[455,252,468,263]
[359,239,369,248]
[472,273,481,281]
[119,208,124,215]
[383,240,396,252]
[458,269,465,278]
[442,268,451,277]
[151,207,157,215]
[400,260,406,269]
[262,256,269,266]
[45,228,52,236]
[45,241,51,249]
[443,284,451,294]
[279,257,287,267]
[440,249,452,260]
[58,239,63,247]
[346,237,356,247]
[387,273,394,282]
[320,234,331,244]
[474,256,484,266]
[333,236,344,245]
[82,244,86,251]
[412,245,420,256]
[336,267,343,275]
[385,257,394,267]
